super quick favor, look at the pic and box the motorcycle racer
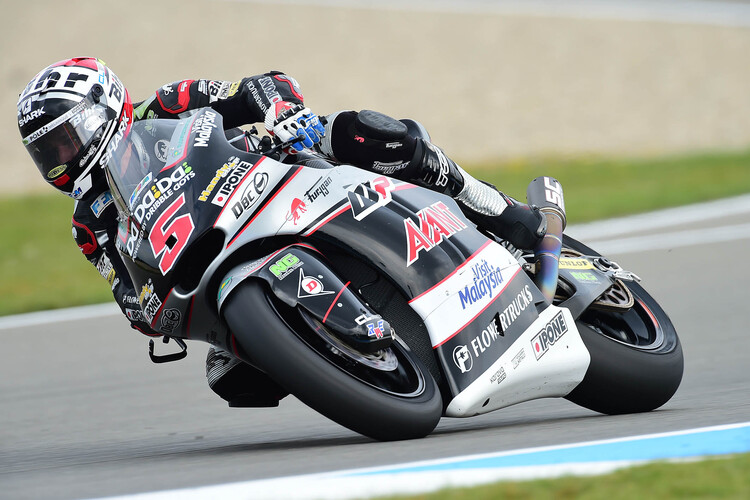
[17,57,545,408]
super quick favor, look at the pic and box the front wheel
[562,236,684,414]
[223,280,442,441]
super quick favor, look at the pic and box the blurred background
[3,0,750,194]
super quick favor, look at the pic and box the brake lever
[148,336,188,364]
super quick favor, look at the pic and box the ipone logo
[531,311,568,360]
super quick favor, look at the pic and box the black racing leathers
[71,71,307,335]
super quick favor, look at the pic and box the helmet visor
[22,90,113,181]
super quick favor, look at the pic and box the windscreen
[104,117,186,217]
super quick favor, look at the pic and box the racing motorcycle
[106,108,684,441]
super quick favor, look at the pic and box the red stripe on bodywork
[323,281,350,324]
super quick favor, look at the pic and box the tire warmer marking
[323,281,351,324]
[226,166,304,249]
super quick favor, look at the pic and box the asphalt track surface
[1,202,749,500]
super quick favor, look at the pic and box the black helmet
[18,57,132,199]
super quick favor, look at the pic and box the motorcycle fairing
[445,305,591,417]
[217,244,394,353]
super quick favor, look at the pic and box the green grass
[378,453,750,500]
[0,194,114,315]
[2,148,750,316]
[470,149,750,222]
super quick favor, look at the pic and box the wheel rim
[276,299,428,398]
[578,293,665,351]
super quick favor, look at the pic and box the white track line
[93,421,750,500]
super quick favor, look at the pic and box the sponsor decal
[218,277,232,301]
[469,314,504,358]
[453,345,473,373]
[559,257,594,270]
[47,164,67,179]
[367,320,386,339]
[348,176,395,221]
[160,308,181,334]
[297,269,335,298]
[269,253,303,280]
[210,157,252,207]
[531,311,568,360]
[543,176,565,211]
[154,139,169,162]
[161,84,173,95]
[133,163,195,223]
[458,259,505,310]
[304,175,333,203]
[78,143,99,167]
[511,348,526,369]
[355,313,377,325]
[498,284,534,331]
[405,201,467,266]
[191,109,218,148]
[490,367,507,385]
[258,76,282,105]
[125,308,144,322]
[96,253,118,290]
[199,158,236,202]
[123,294,140,305]
[129,172,153,209]
[570,271,599,283]
[90,191,114,218]
[286,198,307,225]
[124,218,145,258]
[228,80,241,97]
[99,115,130,167]
[18,107,45,127]
[139,278,162,324]
[426,142,450,188]
[231,171,269,219]
[371,160,408,175]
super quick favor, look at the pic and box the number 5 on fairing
[148,193,195,275]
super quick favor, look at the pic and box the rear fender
[217,244,393,353]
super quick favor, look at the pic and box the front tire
[563,236,684,414]
[223,280,442,441]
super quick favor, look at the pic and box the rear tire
[562,236,684,414]
[223,280,442,441]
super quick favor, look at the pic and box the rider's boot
[402,137,546,250]
[206,346,289,408]
[320,110,546,250]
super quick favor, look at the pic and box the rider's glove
[264,101,326,154]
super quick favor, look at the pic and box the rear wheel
[223,280,442,441]
[562,236,684,414]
